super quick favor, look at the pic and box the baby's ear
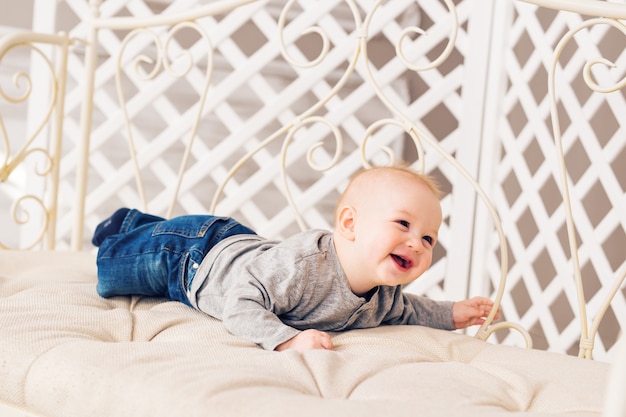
[336,206,356,240]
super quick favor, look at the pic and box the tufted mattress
[0,250,610,417]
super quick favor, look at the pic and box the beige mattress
[0,250,610,417]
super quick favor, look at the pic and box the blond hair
[334,165,442,225]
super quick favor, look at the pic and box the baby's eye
[423,236,434,245]
[396,220,410,228]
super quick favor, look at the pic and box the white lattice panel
[484,1,626,361]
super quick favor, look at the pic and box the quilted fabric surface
[0,250,609,417]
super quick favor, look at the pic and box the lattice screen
[483,1,626,361]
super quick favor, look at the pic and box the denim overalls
[95,209,256,306]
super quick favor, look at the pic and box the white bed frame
[1,0,625,415]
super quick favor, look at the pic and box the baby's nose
[407,235,423,251]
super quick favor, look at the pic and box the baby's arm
[275,329,333,352]
[452,296,499,329]
[222,276,331,351]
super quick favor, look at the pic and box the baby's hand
[452,296,499,329]
[275,329,333,352]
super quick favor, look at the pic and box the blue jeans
[96,209,256,306]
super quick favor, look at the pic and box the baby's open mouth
[391,254,412,271]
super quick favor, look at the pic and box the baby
[94,165,496,352]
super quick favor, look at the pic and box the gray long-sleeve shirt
[188,229,454,350]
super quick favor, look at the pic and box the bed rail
[0,31,72,250]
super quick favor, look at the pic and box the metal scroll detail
[116,22,213,218]
[0,33,70,250]
[547,17,626,359]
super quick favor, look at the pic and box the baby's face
[350,173,442,289]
